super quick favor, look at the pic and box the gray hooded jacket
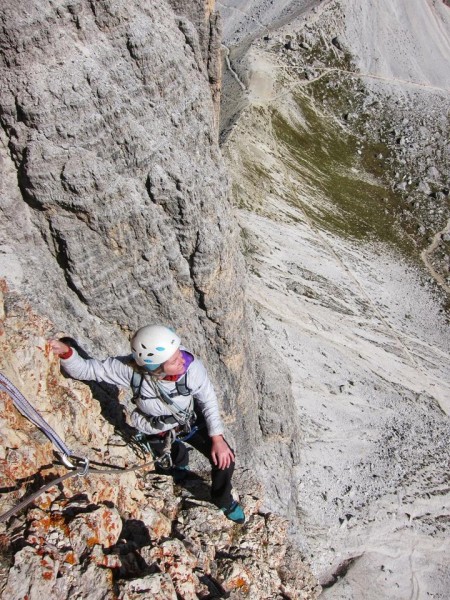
[60,348,224,437]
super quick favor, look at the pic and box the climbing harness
[131,371,195,431]
[132,423,202,470]
[0,372,89,472]
[178,425,200,443]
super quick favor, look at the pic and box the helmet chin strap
[143,364,166,379]
[143,362,162,372]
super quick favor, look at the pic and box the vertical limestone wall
[0,0,300,514]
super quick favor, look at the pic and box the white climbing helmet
[131,325,181,370]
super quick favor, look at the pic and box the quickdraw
[0,371,155,523]
[0,372,88,470]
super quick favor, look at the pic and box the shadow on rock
[58,337,136,442]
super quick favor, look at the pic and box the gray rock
[118,574,177,600]
[0,0,301,550]
[285,37,299,51]
[331,35,343,51]
[417,180,432,194]
[427,166,441,180]
[305,69,318,80]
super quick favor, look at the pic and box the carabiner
[76,457,90,477]
[58,453,90,476]
[59,453,77,469]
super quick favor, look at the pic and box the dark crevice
[197,574,230,598]
[125,35,138,62]
[145,175,157,204]
[49,226,88,304]
[13,98,27,125]
[15,148,46,212]
[187,232,208,313]
[320,554,363,589]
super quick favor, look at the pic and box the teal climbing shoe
[221,500,245,524]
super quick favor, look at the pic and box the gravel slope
[221,0,450,597]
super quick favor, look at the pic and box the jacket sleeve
[188,359,224,437]
[60,348,133,388]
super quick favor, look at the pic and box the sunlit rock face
[0,280,320,598]
[0,3,308,595]
[0,0,234,355]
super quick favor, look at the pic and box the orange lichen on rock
[63,551,78,566]
[235,576,250,592]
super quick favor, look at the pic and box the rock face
[0,0,233,355]
[0,0,311,595]
[167,0,223,127]
[0,0,301,517]
[0,280,320,599]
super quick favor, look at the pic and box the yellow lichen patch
[86,535,101,548]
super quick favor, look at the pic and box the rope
[0,370,202,524]
[0,459,155,524]
[0,471,79,523]
[0,371,157,523]
[0,372,83,466]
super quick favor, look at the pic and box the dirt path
[420,219,450,294]
[280,65,450,93]
[257,64,450,105]
[221,43,247,91]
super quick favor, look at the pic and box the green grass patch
[270,93,414,253]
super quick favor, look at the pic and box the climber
[49,325,245,524]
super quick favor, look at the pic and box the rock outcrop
[167,0,223,128]
[0,0,301,516]
[0,0,312,596]
[0,280,320,599]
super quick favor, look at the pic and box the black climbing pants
[145,412,235,510]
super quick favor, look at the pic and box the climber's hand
[48,339,71,357]
[211,435,235,470]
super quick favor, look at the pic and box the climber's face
[162,349,185,376]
